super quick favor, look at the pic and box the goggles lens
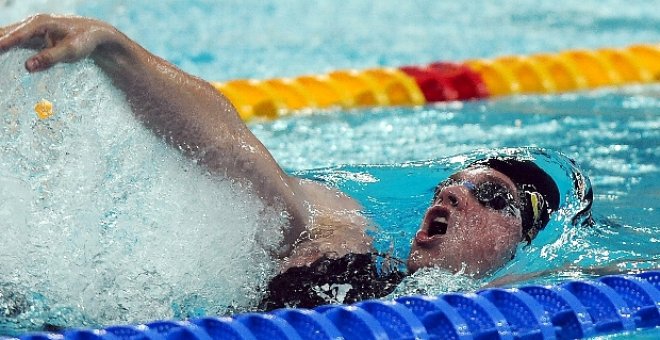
[434,179,519,215]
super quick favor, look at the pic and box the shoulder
[292,178,363,212]
[292,178,374,240]
[280,178,375,271]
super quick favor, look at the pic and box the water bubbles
[389,267,481,297]
[0,50,282,332]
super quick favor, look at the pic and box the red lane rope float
[210,43,660,122]
[400,62,489,101]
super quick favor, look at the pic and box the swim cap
[472,158,560,242]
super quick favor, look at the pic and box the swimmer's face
[407,166,523,277]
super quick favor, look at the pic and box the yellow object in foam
[35,99,54,119]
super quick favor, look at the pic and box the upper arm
[92,29,315,249]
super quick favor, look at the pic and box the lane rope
[209,44,659,122]
[17,271,660,340]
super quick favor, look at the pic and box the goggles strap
[524,191,546,241]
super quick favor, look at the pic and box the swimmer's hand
[0,14,119,72]
[1,14,318,259]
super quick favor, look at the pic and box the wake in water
[0,49,285,334]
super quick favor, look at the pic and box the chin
[406,249,427,273]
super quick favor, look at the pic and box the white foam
[388,267,481,297]
[0,49,282,328]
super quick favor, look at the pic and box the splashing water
[0,49,284,334]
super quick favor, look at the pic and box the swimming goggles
[433,178,520,216]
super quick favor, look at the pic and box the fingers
[0,22,20,37]
[0,14,74,72]
[25,39,76,72]
[2,14,111,72]
[0,14,62,51]
[0,16,44,51]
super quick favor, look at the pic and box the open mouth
[428,216,448,236]
[415,207,451,246]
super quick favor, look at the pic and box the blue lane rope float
[14,270,660,340]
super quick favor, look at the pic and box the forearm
[91,28,311,249]
[1,14,311,255]
[92,30,242,161]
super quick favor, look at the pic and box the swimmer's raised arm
[0,14,313,254]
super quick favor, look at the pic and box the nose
[436,185,469,209]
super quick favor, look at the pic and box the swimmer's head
[407,158,559,277]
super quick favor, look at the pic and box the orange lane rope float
[210,44,659,122]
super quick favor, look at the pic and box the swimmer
[0,15,589,309]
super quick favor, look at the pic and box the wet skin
[408,166,524,277]
[1,15,525,277]
[0,14,369,272]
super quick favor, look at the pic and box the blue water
[1,0,659,336]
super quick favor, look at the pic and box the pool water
[1,0,659,336]
[0,50,285,334]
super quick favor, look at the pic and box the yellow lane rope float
[32,44,659,121]
[209,43,659,122]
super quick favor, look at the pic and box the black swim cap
[472,158,560,242]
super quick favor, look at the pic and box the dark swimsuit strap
[260,253,406,310]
